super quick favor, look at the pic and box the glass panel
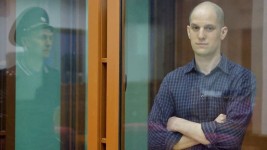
[124,0,149,149]
[0,0,87,149]
[123,0,267,149]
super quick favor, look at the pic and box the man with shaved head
[148,1,256,149]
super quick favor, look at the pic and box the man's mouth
[196,43,208,45]
[43,49,50,54]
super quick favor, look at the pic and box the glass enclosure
[124,0,267,149]
[2,0,267,149]
[0,0,87,149]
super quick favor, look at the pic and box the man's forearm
[173,136,199,150]
[167,117,210,145]
[177,118,210,145]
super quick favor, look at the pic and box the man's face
[25,28,54,58]
[187,8,227,57]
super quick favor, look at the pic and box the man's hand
[214,114,226,123]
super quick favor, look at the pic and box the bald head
[189,1,224,27]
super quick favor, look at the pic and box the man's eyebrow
[190,23,198,26]
[205,24,216,27]
[190,23,217,27]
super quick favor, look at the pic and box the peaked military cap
[9,7,53,46]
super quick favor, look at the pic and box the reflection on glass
[4,0,87,149]
[10,7,60,150]
[124,0,149,149]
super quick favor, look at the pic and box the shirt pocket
[206,95,228,119]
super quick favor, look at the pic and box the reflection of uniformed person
[9,7,60,150]
[10,6,54,76]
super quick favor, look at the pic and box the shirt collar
[184,54,230,75]
[184,59,196,74]
[216,54,230,74]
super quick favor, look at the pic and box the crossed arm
[148,71,256,150]
[167,114,226,150]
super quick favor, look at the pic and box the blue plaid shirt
[148,55,256,150]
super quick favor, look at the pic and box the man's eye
[205,26,215,32]
[36,35,53,41]
[37,36,46,40]
[191,26,199,31]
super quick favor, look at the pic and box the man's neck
[24,53,43,72]
[195,53,221,75]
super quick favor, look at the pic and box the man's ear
[220,26,228,40]
[187,25,191,39]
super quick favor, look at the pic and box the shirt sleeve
[201,71,256,149]
[148,75,182,150]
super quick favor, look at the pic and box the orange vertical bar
[87,0,101,149]
[106,0,120,149]
[88,0,121,149]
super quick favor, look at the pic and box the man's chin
[42,54,50,59]
[193,49,208,56]
[43,51,50,57]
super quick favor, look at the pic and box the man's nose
[45,37,53,46]
[198,28,205,40]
